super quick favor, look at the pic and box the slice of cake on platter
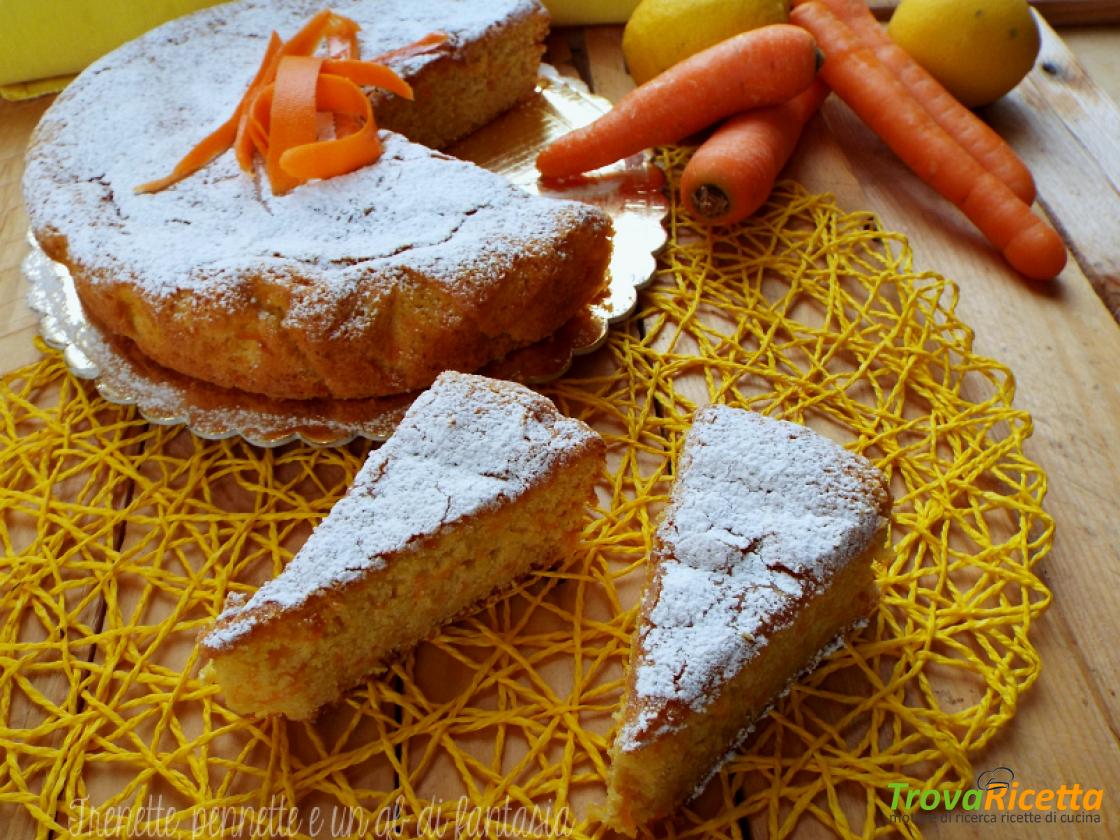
[201,372,605,720]
[606,406,891,832]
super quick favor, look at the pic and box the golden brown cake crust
[23,0,614,400]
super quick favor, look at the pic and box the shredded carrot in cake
[135,11,448,195]
[373,32,450,63]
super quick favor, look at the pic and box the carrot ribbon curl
[136,10,448,195]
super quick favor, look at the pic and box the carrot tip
[691,184,731,219]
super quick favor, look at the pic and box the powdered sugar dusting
[620,406,888,751]
[203,371,600,650]
[23,0,602,325]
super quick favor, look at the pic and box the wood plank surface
[0,96,46,373]
[986,16,1120,319]
[1,18,1119,840]
[791,73,1120,840]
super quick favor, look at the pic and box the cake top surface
[620,406,889,751]
[22,0,597,323]
[204,372,601,650]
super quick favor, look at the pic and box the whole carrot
[682,80,829,226]
[536,25,820,179]
[793,0,1036,204]
[790,2,1065,280]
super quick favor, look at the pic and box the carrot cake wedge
[606,406,891,832]
[201,372,604,720]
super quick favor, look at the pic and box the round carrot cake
[22,0,612,400]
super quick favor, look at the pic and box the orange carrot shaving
[266,56,324,195]
[315,74,376,115]
[322,59,414,99]
[133,122,238,195]
[227,10,344,175]
[278,9,337,59]
[136,10,431,196]
[246,84,274,156]
[245,114,270,160]
[234,32,285,171]
[136,31,283,193]
[331,108,359,142]
[281,74,384,181]
[324,20,361,134]
[325,13,360,59]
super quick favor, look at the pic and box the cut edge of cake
[605,406,892,833]
[200,371,605,720]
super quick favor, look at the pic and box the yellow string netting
[0,148,1052,840]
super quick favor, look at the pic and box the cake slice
[606,406,891,832]
[202,372,605,720]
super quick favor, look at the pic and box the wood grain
[797,34,1120,840]
[985,14,1120,320]
[1059,26,1120,100]
[0,96,48,372]
[791,99,1120,839]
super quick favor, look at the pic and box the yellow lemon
[888,0,1040,108]
[622,0,789,85]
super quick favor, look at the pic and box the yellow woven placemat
[0,150,1052,839]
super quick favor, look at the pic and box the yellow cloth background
[540,0,641,25]
[0,0,222,100]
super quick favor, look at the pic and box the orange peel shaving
[134,10,447,196]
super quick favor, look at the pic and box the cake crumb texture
[202,372,605,720]
[606,406,891,832]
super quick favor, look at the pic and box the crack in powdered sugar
[22,0,602,330]
[203,371,600,650]
[620,406,888,750]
